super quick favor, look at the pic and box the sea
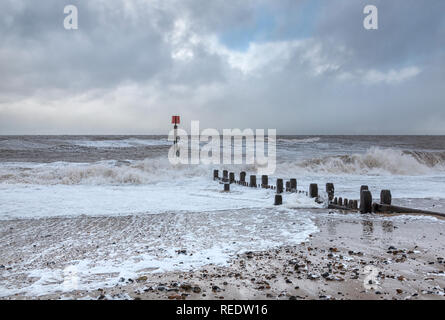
[0,135,444,296]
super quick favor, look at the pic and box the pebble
[180,283,192,291]
[307,274,320,280]
[136,276,147,282]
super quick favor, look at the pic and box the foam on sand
[0,208,318,297]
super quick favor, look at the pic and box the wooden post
[309,184,318,198]
[223,170,228,182]
[360,185,369,192]
[240,171,246,183]
[250,175,257,187]
[290,179,297,192]
[326,183,334,201]
[333,197,338,205]
[261,175,268,188]
[360,190,372,213]
[276,179,283,194]
[213,169,219,180]
[380,190,392,205]
[338,197,343,206]
[344,198,348,207]
[229,172,235,184]
[224,183,230,192]
[274,194,282,205]
[285,181,290,192]
[353,200,358,210]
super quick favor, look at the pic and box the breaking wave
[1,147,445,185]
[283,147,445,175]
[0,159,201,185]
[278,137,321,144]
[71,138,171,148]
[0,158,260,185]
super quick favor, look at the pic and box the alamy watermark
[363,5,378,30]
[167,121,276,175]
[363,265,381,291]
[64,5,78,30]
[63,265,79,291]
[64,4,377,31]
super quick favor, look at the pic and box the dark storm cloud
[315,0,445,69]
[0,0,174,95]
[0,0,444,134]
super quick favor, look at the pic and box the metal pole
[174,124,180,157]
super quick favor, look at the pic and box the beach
[0,135,445,299]
[1,208,444,300]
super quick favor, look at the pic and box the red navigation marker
[171,115,180,124]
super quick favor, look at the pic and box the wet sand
[1,209,444,300]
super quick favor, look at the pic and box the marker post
[171,115,180,157]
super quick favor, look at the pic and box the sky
[0,0,444,135]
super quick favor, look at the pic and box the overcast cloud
[0,0,444,134]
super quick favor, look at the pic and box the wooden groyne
[212,170,306,197]
[372,203,445,218]
[212,169,445,218]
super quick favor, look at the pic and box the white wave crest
[0,159,261,185]
[279,147,445,175]
[72,138,171,148]
[1,147,445,186]
[278,137,321,144]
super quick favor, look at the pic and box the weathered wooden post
[285,181,290,192]
[380,190,392,205]
[338,197,343,206]
[290,179,297,192]
[250,175,257,187]
[353,200,358,210]
[360,185,369,192]
[326,183,334,201]
[240,171,246,184]
[274,194,282,205]
[229,172,235,184]
[261,175,268,188]
[276,179,283,194]
[213,169,219,180]
[344,198,348,207]
[333,197,338,205]
[360,190,372,213]
[309,183,318,198]
[223,170,228,182]
[224,183,230,192]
